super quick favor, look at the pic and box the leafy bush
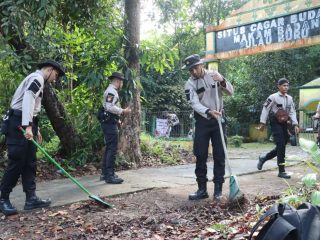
[140,133,191,165]
[228,135,244,148]
[37,136,60,160]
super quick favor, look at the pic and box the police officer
[99,72,131,184]
[0,60,65,216]
[257,78,299,178]
[184,54,234,201]
[313,102,320,146]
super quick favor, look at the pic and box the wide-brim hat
[108,72,126,81]
[182,54,203,70]
[37,60,65,77]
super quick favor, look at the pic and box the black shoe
[101,173,120,181]
[24,196,51,210]
[213,183,223,200]
[257,155,267,170]
[278,172,291,179]
[105,175,124,184]
[188,189,209,200]
[0,199,18,216]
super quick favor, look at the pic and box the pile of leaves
[0,189,279,240]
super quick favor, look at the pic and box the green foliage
[140,40,179,75]
[311,191,320,205]
[302,174,317,189]
[280,172,319,208]
[140,133,190,165]
[0,60,22,114]
[228,135,244,148]
[206,223,230,238]
[37,136,60,160]
[280,195,305,207]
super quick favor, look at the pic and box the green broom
[214,80,243,201]
[19,127,112,208]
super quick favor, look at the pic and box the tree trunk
[42,83,83,156]
[119,0,142,164]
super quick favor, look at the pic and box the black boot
[100,173,120,181]
[257,154,267,170]
[105,172,124,184]
[278,172,291,179]
[278,165,291,179]
[213,183,223,200]
[189,182,208,200]
[0,198,18,216]
[24,192,51,210]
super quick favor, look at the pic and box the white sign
[155,118,169,137]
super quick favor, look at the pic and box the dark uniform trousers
[0,111,38,198]
[193,114,226,184]
[101,122,118,176]
[265,118,289,168]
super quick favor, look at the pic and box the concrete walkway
[9,145,308,210]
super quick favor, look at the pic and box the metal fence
[140,111,253,140]
[141,111,194,139]
[299,111,318,142]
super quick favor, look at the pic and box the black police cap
[108,72,126,81]
[37,60,65,77]
[182,54,204,70]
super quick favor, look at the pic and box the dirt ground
[0,162,314,240]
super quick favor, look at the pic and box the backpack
[275,108,289,123]
[249,202,320,240]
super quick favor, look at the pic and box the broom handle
[214,81,233,175]
[19,127,92,196]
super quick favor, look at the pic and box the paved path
[9,146,309,210]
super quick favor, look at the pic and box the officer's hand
[294,126,300,134]
[25,126,33,140]
[36,130,42,144]
[208,110,222,119]
[123,107,131,115]
[314,113,320,119]
[256,124,265,131]
[211,72,224,82]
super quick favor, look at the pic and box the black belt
[10,108,22,117]
[9,108,39,123]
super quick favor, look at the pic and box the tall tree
[119,0,142,164]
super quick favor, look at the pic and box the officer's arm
[289,98,298,125]
[103,90,123,115]
[210,70,233,96]
[22,78,43,127]
[220,79,234,96]
[185,81,210,115]
[315,102,320,118]
[260,96,274,124]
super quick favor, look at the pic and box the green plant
[228,135,244,148]
[255,204,269,218]
[302,174,317,188]
[311,191,320,205]
[37,136,60,160]
[206,223,230,238]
